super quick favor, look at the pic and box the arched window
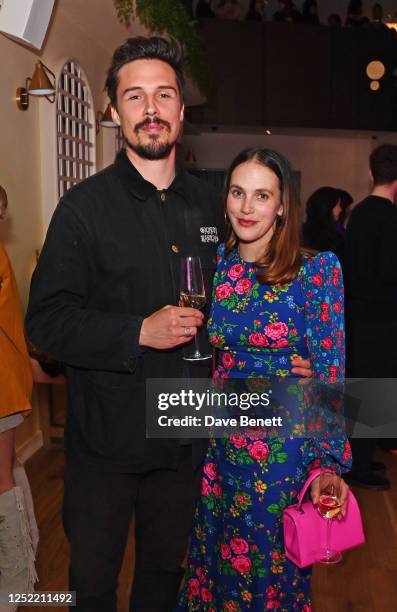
[115,126,124,153]
[56,60,95,197]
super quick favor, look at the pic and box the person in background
[344,143,397,490]
[337,189,354,232]
[372,2,383,22]
[345,0,370,26]
[214,0,245,20]
[196,0,215,18]
[273,0,302,23]
[246,0,266,21]
[302,186,346,265]
[0,185,38,611]
[328,13,342,26]
[301,0,320,25]
[176,148,351,611]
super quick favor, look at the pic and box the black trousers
[63,447,201,612]
[346,302,397,472]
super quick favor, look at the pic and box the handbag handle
[296,467,324,509]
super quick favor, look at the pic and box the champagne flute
[180,256,211,361]
[317,466,343,564]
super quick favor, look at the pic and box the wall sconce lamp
[96,103,118,132]
[16,61,56,110]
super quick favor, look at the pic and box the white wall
[182,130,397,205]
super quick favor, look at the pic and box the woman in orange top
[0,185,37,606]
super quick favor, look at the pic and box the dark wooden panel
[354,27,397,131]
[263,23,332,127]
[189,21,397,131]
[188,19,264,126]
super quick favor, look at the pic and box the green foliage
[113,0,208,94]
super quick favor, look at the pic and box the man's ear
[111,105,121,126]
[369,169,374,184]
[180,104,185,121]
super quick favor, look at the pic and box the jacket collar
[114,149,187,201]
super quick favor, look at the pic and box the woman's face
[227,160,282,254]
[332,200,342,221]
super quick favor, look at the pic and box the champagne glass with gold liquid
[180,256,211,361]
[317,466,343,564]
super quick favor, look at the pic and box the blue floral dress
[176,245,352,612]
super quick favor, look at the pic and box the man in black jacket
[345,143,397,490]
[26,37,312,611]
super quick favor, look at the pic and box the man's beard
[125,135,174,160]
[125,117,175,160]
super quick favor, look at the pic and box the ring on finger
[184,326,192,337]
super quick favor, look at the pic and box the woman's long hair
[224,147,302,285]
[302,186,342,252]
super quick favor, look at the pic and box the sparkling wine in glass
[180,256,211,361]
[317,467,343,564]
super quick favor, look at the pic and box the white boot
[13,467,39,555]
[0,487,38,612]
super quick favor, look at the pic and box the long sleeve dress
[176,245,352,612]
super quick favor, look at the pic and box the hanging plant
[113,0,209,95]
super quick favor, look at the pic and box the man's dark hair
[105,36,185,107]
[370,144,397,185]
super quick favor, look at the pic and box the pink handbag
[283,468,365,568]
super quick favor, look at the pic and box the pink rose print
[265,322,288,341]
[230,432,247,448]
[196,567,206,584]
[188,578,200,599]
[224,603,239,612]
[231,555,252,574]
[247,440,269,462]
[228,263,245,280]
[333,301,341,313]
[312,273,323,286]
[270,551,281,561]
[329,365,338,378]
[271,339,289,348]
[210,334,222,346]
[266,600,281,609]
[320,303,329,323]
[213,483,222,498]
[201,587,213,602]
[216,282,234,300]
[220,543,232,559]
[235,278,252,295]
[248,332,269,347]
[302,605,312,612]
[321,337,333,350]
[222,352,235,369]
[230,537,249,555]
[245,426,265,440]
[267,585,278,598]
[203,462,217,480]
[201,478,211,496]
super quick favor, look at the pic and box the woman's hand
[310,474,350,519]
[291,356,313,383]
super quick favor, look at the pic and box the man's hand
[291,356,313,382]
[139,305,204,350]
[310,474,349,519]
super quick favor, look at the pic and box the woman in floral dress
[176,148,351,611]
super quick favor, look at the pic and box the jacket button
[171,244,179,253]
[160,192,166,202]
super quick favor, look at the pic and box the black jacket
[345,195,397,307]
[26,151,223,471]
